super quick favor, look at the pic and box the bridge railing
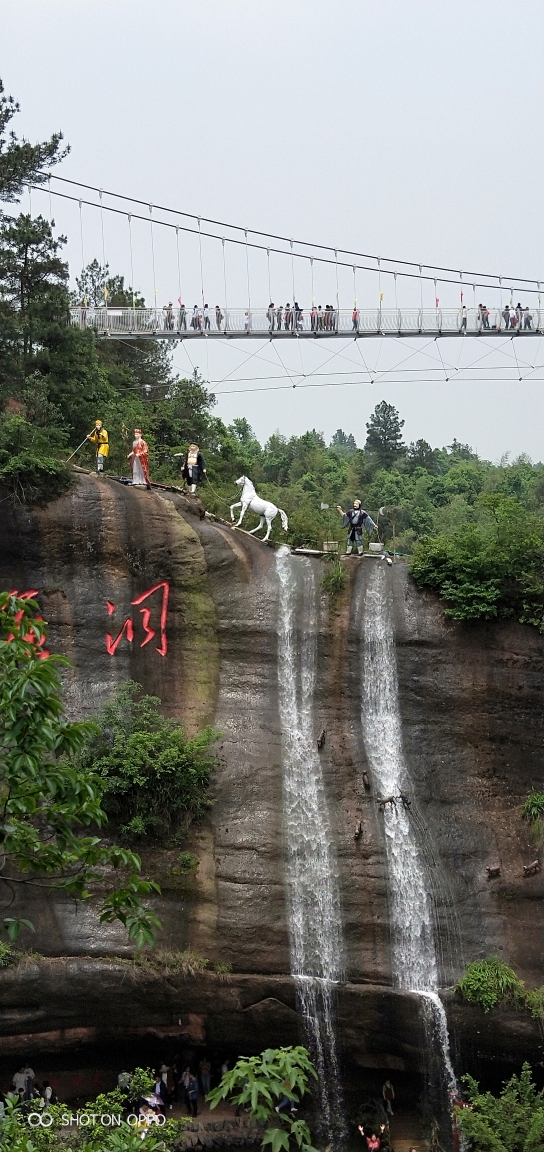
[69,306,542,337]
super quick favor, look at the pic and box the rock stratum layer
[0,474,543,1080]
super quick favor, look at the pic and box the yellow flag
[104,286,109,301]
[379,292,384,302]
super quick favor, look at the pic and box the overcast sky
[1,0,543,460]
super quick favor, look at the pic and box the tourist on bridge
[216,304,224,330]
[502,304,510,329]
[128,429,151,490]
[87,419,109,473]
[203,304,211,330]
[164,302,174,330]
[460,305,467,332]
[337,500,377,555]
[267,302,275,332]
[178,302,187,331]
[178,443,206,493]
[276,303,283,330]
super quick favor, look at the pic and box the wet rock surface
[0,474,543,1077]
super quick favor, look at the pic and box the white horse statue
[230,475,288,542]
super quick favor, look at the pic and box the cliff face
[0,474,542,1078]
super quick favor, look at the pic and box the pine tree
[0,79,68,202]
[365,401,406,468]
[330,428,357,453]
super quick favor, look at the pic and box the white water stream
[276,548,346,1144]
[359,565,458,1125]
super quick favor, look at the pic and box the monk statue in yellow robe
[87,420,109,472]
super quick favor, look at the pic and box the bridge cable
[267,248,272,305]
[175,227,182,309]
[99,190,108,308]
[127,215,136,309]
[78,201,85,292]
[244,229,251,320]
[222,238,229,322]
[149,205,158,311]
[43,174,541,288]
[33,183,544,295]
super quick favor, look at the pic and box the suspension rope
[394,271,398,315]
[290,239,296,304]
[48,176,53,223]
[335,249,339,323]
[419,265,423,313]
[311,257,315,306]
[245,229,251,314]
[99,190,108,306]
[35,183,544,295]
[175,227,182,307]
[267,247,271,303]
[127,215,135,308]
[222,238,228,318]
[44,173,541,288]
[78,201,85,288]
[149,204,157,310]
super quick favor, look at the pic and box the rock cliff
[0,473,542,1090]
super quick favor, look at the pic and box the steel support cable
[267,248,272,304]
[149,205,158,310]
[201,362,544,384]
[32,184,544,295]
[43,174,541,288]
[245,229,251,315]
[99,190,108,307]
[78,200,85,281]
[222,239,228,320]
[127,215,135,308]
[119,369,544,396]
[175,228,182,307]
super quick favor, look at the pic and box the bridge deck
[70,306,542,340]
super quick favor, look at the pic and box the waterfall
[359,564,458,1134]
[276,547,346,1144]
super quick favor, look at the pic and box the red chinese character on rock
[105,582,169,657]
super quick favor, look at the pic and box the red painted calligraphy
[105,581,169,657]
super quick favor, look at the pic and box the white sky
[1,0,543,460]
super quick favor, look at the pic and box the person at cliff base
[382,1079,395,1115]
[337,500,377,555]
[176,444,207,493]
[87,420,109,472]
[186,1072,199,1117]
[199,1057,211,1096]
[128,429,151,490]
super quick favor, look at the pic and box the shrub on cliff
[456,958,544,1018]
[410,495,544,627]
[0,413,73,505]
[456,1062,544,1152]
[80,681,218,842]
[0,594,160,949]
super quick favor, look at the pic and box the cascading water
[359,564,458,1140]
[276,547,346,1145]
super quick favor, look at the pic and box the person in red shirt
[366,1135,381,1151]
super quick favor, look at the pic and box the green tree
[456,1063,544,1152]
[79,682,218,841]
[406,438,439,474]
[330,429,357,453]
[365,401,406,468]
[410,495,544,626]
[208,1046,318,1152]
[0,78,68,202]
[0,594,160,946]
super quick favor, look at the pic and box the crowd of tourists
[0,1064,58,1117]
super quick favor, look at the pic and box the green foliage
[322,558,346,597]
[456,959,544,1018]
[365,401,406,468]
[208,1046,318,1152]
[172,851,200,873]
[0,78,68,203]
[213,959,233,975]
[79,682,218,841]
[0,595,161,947]
[411,495,544,626]
[132,948,209,976]
[456,1062,544,1152]
[0,941,15,967]
[522,792,544,824]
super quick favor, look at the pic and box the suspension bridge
[69,304,542,340]
[29,175,543,347]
